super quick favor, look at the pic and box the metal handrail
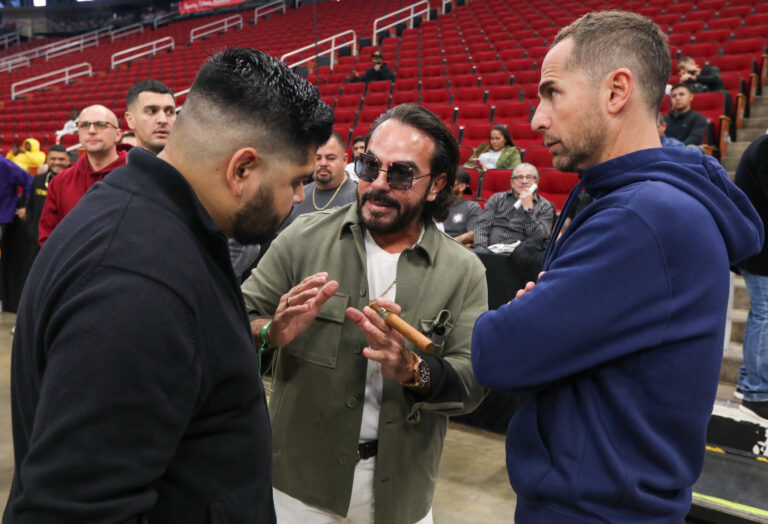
[11,62,92,100]
[371,1,429,46]
[0,56,30,73]
[281,30,357,71]
[153,12,178,29]
[111,37,175,69]
[189,14,243,43]
[111,23,145,42]
[0,32,20,50]
[254,0,286,24]
[44,32,100,61]
[0,26,110,68]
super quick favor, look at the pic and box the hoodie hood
[579,147,763,265]
[22,138,40,153]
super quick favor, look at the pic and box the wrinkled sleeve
[37,177,60,246]
[684,114,708,146]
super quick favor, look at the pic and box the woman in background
[464,124,521,172]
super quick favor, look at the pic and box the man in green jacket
[242,104,487,524]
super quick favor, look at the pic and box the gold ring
[286,296,291,308]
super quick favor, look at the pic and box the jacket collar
[339,202,439,266]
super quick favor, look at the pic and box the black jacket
[665,109,709,145]
[5,148,275,523]
[353,62,395,83]
[736,134,768,276]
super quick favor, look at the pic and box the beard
[550,104,608,173]
[231,183,291,245]
[357,184,430,235]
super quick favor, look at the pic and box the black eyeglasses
[355,152,432,190]
[77,121,118,130]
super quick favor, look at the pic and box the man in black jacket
[351,50,395,83]
[665,83,709,146]
[5,48,333,523]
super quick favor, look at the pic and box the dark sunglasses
[355,152,432,190]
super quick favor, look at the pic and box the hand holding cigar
[367,301,434,353]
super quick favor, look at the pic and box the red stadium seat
[421,104,455,124]
[455,104,492,125]
[537,170,580,213]
[447,63,474,75]
[453,87,486,103]
[523,147,554,171]
[461,123,494,148]
[493,102,532,123]
[487,86,522,104]
[422,77,448,90]
[366,81,392,94]
[450,75,479,89]
[508,122,544,150]
[480,169,513,201]
[480,72,513,88]
[421,90,451,104]
[392,91,419,105]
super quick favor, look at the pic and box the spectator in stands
[242,104,485,524]
[657,112,685,148]
[665,83,709,146]
[0,155,32,243]
[443,168,481,245]
[463,124,521,172]
[345,135,366,181]
[12,138,46,172]
[473,10,763,523]
[55,108,79,140]
[38,105,128,246]
[677,56,724,93]
[124,79,177,154]
[350,50,395,83]
[4,143,20,161]
[0,155,32,312]
[118,130,138,147]
[473,163,554,252]
[6,47,333,523]
[734,134,768,423]
[283,131,358,228]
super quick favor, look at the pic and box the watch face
[416,358,430,386]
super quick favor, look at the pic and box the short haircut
[183,48,333,164]
[553,10,670,115]
[513,162,539,179]
[490,124,515,148]
[352,135,366,145]
[48,144,67,155]
[369,104,459,222]
[656,112,666,126]
[126,79,175,110]
[670,82,692,94]
[328,131,346,150]
[677,56,694,65]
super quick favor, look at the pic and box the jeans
[738,270,768,402]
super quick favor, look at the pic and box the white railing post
[254,0,286,24]
[11,62,92,100]
[111,37,175,69]
[371,1,429,47]
[110,23,145,42]
[281,30,357,72]
[189,14,244,44]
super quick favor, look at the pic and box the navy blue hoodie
[472,147,763,522]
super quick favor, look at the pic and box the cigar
[369,302,434,353]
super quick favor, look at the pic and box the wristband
[258,320,277,374]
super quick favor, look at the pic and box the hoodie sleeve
[38,175,61,246]
[472,205,676,393]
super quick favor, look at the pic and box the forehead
[514,165,537,177]
[317,137,344,156]
[540,38,575,81]
[48,151,69,158]
[367,119,434,170]
[135,91,176,108]
[671,87,690,95]
[79,106,116,124]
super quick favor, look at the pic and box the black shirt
[665,109,709,146]
[735,134,768,276]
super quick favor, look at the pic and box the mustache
[361,190,401,210]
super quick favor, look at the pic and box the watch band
[399,352,430,388]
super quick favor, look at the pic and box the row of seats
[461,167,579,213]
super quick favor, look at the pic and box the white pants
[274,457,433,524]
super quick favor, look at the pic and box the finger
[346,307,390,347]
[538,271,546,280]
[310,280,340,308]
[361,346,388,364]
[361,305,391,335]
[288,273,329,297]
[371,297,402,316]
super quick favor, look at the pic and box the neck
[87,148,119,172]
[599,119,662,164]
[316,174,346,191]
[140,141,163,155]
[369,219,423,254]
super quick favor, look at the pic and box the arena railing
[111,23,145,42]
[111,37,175,69]
[44,31,101,61]
[0,32,20,50]
[0,26,111,69]
[281,29,357,72]
[11,62,92,100]
[153,12,179,29]
[189,14,243,44]
[371,1,429,46]
[0,56,30,74]
[254,0,286,24]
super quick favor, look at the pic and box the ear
[225,147,260,198]
[426,173,448,202]
[124,110,135,130]
[343,151,349,164]
[605,68,633,116]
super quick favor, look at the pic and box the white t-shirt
[478,148,503,168]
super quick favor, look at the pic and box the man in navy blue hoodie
[472,11,763,523]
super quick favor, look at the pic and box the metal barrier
[371,1,429,46]
[153,12,178,29]
[0,56,30,73]
[189,14,243,43]
[11,62,92,100]
[111,37,175,69]
[0,26,111,69]
[111,23,145,42]
[281,30,357,71]
[254,0,286,24]
[0,32,20,50]
[45,32,100,61]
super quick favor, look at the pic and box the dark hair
[328,131,346,149]
[554,10,670,114]
[369,104,459,222]
[677,56,694,65]
[490,124,515,148]
[352,135,366,145]
[670,82,692,94]
[187,48,333,164]
[48,144,67,154]
[126,79,175,110]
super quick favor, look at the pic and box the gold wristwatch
[399,353,430,388]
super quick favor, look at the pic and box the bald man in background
[38,105,129,245]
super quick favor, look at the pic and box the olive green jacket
[463,144,522,170]
[241,203,487,523]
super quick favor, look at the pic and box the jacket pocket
[419,309,454,356]
[289,292,349,368]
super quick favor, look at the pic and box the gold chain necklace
[312,175,347,211]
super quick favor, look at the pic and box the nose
[370,167,390,191]
[531,105,548,133]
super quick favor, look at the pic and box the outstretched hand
[345,298,414,383]
[512,271,546,301]
[255,272,339,347]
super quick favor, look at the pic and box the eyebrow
[366,149,421,172]
[538,80,554,98]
